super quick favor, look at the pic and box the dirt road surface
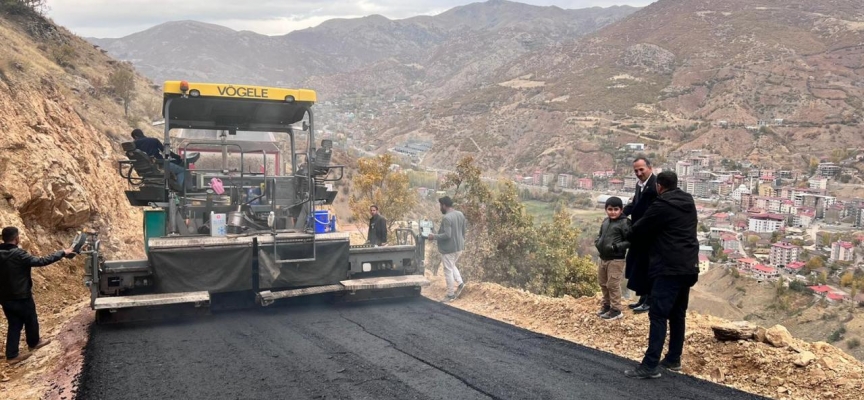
[76,298,763,400]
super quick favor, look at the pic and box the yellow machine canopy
[162,81,317,132]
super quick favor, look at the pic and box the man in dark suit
[624,171,700,379]
[623,157,657,313]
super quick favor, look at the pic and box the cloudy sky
[46,0,653,38]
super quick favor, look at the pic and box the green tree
[52,44,76,68]
[109,66,136,116]
[349,154,418,239]
[746,235,760,250]
[806,256,825,272]
[789,280,807,292]
[440,156,599,297]
[841,271,855,288]
[553,198,568,214]
[819,233,833,248]
[831,149,850,164]
[776,276,788,297]
[0,0,47,14]
[711,242,721,256]
[808,156,820,176]
[534,210,600,298]
[818,271,829,285]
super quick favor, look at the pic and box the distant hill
[89,1,638,88]
[87,0,864,175]
[356,0,864,174]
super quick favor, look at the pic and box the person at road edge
[624,171,699,379]
[1,227,75,365]
[427,196,467,302]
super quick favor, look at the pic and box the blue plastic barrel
[313,210,331,233]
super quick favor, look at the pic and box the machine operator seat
[313,140,333,176]
[121,141,183,192]
[183,152,201,167]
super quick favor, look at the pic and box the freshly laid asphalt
[75,297,765,399]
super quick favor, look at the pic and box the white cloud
[45,0,653,38]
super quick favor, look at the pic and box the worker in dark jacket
[366,205,388,246]
[623,157,658,313]
[131,129,197,190]
[0,227,74,365]
[624,171,699,379]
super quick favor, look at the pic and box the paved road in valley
[76,298,764,399]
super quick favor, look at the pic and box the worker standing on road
[624,172,699,379]
[0,227,75,365]
[366,205,388,246]
[427,196,466,302]
[594,196,631,321]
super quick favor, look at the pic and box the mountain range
[89,0,864,176]
[90,1,637,89]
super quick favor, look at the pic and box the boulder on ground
[711,321,757,341]
[765,325,793,348]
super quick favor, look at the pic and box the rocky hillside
[0,7,161,352]
[423,274,864,400]
[691,267,864,363]
[362,0,864,174]
[95,0,864,175]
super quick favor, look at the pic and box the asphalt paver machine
[82,81,429,322]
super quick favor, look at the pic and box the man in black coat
[624,171,700,379]
[366,205,388,246]
[623,157,658,312]
[1,227,74,365]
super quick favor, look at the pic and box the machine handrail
[273,234,317,264]
[317,165,345,182]
[181,142,245,198]
[181,142,245,172]
[118,160,146,186]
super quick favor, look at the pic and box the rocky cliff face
[0,11,162,307]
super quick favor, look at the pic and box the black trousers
[1,297,40,359]
[641,275,696,368]
[625,248,653,297]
